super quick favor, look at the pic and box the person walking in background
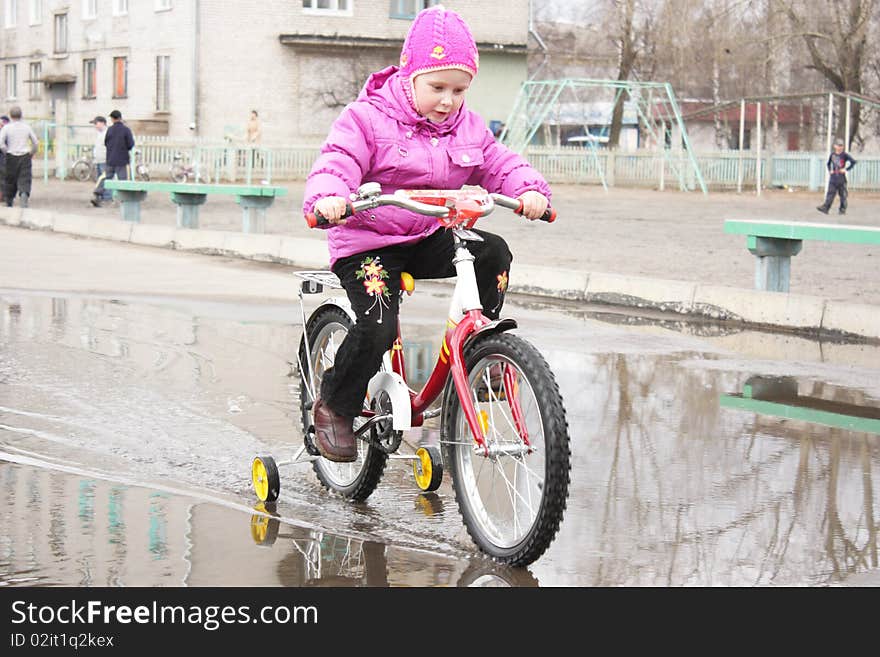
[0,106,39,208]
[817,137,857,216]
[95,109,134,207]
[89,116,112,207]
[246,110,262,170]
[246,110,261,144]
[0,115,9,205]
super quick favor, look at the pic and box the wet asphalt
[1,232,878,586]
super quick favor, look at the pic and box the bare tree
[779,0,877,146]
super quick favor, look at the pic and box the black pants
[320,228,513,417]
[822,177,848,212]
[4,153,32,205]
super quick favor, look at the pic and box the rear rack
[295,270,342,293]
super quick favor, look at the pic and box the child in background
[817,137,857,215]
[301,6,553,462]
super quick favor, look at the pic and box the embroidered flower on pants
[356,256,391,323]
[492,270,509,315]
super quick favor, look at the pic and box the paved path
[20,178,880,306]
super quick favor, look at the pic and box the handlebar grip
[514,200,557,223]
[306,202,354,228]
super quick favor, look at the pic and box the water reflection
[719,375,879,582]
[0,464,186,586]
[4,292,880,585]
[239,505,538,587]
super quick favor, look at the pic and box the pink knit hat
[399,6,479,107]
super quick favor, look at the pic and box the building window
[83,58,96,98]
[390,0,437,18]
[155,0,171,11]
[28,0,39,25]
[82,0,96,19]
[113,56,127,97]
[4,0,17,28]
[5,64,17,99]
[28,61,41,99]
[302,0,351,14]
[113,0,128,16]
[53,12,68,53]
[156,55,170,111]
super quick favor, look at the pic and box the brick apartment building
[0,0,530,142]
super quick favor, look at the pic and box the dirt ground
[19,177,880,306]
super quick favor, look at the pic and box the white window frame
[82,0,97,20]
[302,0,353,16]
[28,61,41,99]
[390,0,437,19]
[53,12,68,54]
[83,58,96,98]
[156,55,171,112]
[4,0,17,28]
[28,0,40,25]
[112,0,128,16]
[5,64,17,100]
[155,0,172,11]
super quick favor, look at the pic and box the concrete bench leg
[171,192,208,229]
[115,190,147,223]
[238,195,275,233]
[747,236,803,292]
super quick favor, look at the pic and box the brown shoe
[313,398,357,462]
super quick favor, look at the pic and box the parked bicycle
[132,148,150,181]
[251,183,571,567]
[73,148,149,182]
[71,152,97,182]
[170,150,209,183]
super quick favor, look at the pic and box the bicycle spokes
[459,356,546,547]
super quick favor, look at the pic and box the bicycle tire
[298,306,387,501]
[72,160,92,182]
[170,165,187,183]
[442,332,571,566]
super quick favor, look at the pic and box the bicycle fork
[435,238,530,457]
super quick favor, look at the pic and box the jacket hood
[358,65,467,136]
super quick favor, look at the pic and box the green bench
[103,180,288,233]
[720,375,880,435]
[725,219,880,292]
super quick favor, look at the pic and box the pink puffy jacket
[302,66,551,267]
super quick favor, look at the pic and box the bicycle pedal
[304,426,321,456]
[477,390,506,403]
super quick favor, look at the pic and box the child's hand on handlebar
[517,191,550,221]
[314,196,350,225]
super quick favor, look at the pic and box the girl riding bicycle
[303,6,552,463]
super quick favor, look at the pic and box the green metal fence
[30,129,880,192]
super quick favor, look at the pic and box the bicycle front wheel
[169,165,187,183]
[72,160,92,182]
[443,333,571,566]
[299,306,387,501]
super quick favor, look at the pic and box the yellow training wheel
[249,508,280,546]
[252,455,280,503]
[413,446,443,492]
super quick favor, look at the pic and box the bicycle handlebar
[306,188,556,228]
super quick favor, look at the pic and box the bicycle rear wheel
[298,306,387,501]
[170,164,187,183]
[442,333,571,566]
[72,160,92,182]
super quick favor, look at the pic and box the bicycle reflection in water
[249,502,539,587]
